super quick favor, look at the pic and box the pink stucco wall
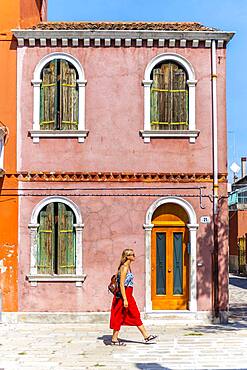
[18,182,219,312]
[17,46,227,174]
[17,43,228,313]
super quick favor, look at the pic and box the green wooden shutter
[57,203,76,274]
[37,203,55,274]
[150,62,188,130]
[150,68,160,130]
[172,64,188,130]
[40,60,58,130]
[60,60,78,131]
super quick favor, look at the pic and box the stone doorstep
[1,311,214,324]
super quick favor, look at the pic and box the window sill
[29,130,89,143]
[26,274,87,287]
[139,130,200,143]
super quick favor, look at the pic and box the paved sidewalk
[0,275,246,370]
[0,320,247,370]
[229,273,247,322]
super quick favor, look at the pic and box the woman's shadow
[98,334,156,346]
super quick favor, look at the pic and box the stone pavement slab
[0,274,246,370]
[0,321,247,370]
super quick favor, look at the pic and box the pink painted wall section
[217,195,229,311]
[17,46,227,174]
[19,182,214,312]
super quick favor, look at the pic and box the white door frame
[144,196,199,312]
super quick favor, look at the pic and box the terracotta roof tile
[31,21,219,32]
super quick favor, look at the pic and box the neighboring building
[0,0,47,316]
[2,17,233,322]
[229,157,247,273]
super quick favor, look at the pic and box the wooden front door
[151,226,189,310]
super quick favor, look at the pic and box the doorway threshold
[143,310,213,325]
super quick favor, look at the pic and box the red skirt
[110,287,143,331]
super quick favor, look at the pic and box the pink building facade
[12,22,233,322]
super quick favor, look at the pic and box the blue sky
[48,0,246,181]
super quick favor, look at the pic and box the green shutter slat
[58,203,75,274]
[60,60,78,130]
[38,203,54,274]
[40,60,57,130]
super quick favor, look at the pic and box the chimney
[241,157,247,178]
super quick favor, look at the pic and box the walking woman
[110,248,157,345]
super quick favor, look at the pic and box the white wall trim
[28,196,84,286]
[32,52,87,143]
[144,196,198,313]
[142,53,198,143]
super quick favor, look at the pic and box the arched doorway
[151,203,189,310]
[144,196,198,312]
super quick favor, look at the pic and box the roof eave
[12,29,235,43]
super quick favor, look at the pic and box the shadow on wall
[35,0,42,12]
[195,197,229,312]
[217,197,230,312]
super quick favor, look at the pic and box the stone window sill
[27,274,87,287]
[29,130,89,143]
[140,130,200,143]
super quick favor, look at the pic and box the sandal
[144,334,157,343]
[111,339,126,346]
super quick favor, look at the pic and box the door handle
[168,269,172,273]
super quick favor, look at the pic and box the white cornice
[12,29,234,48]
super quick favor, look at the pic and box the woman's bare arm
[119,266,128,307]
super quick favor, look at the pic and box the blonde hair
[117,248,134,271]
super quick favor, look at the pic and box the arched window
[141,53,199,143]
[30,52,88,143]
[150,61,188,131]
[28,197,86,286]
[40,59,79,131]
[37,202,76,275]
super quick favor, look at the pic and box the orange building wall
[0,35,18,312]
[0,0,46,312]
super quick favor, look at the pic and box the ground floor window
[27,196,85,285]
[37,202,76,275]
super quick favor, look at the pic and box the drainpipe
[211,40,219,319]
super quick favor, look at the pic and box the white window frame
[30,52,88,143]
[140,53,199,143]
[27,196,86,286]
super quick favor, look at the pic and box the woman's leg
[112,329,120,342]
[137,324,149,339]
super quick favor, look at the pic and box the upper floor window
[150,61,188,131]
[40,59,79,131]
[141,53,199,143]
[30,52,88,143]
